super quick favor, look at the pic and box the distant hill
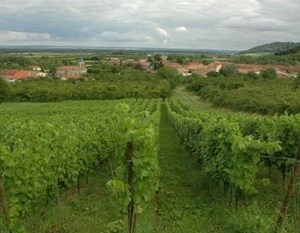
[274,45,300,56]
[241,42,300,54]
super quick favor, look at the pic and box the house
[56,57,87,79]
[208,61,230,72]
[236,64,300,77]
[184,62,205,75]
[185,62,204,71]
[236,64,264,74]
[164,62,181,69]
[0,69,32,82]
[109,58,121,66]
[159,60,300,77]
[0,69,19,77]
[30,71,48,78]
[176,66,191,76]
[29,66,42,71]
[131,59,151,70]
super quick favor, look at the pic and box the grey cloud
[156,28,170,37]
[0,0,299,49]
[175,27,187,32]
[0,30,52,42]
[100,31,155,43]
[219,16,289,32]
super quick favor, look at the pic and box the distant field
[241,52,273,56]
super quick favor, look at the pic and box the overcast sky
[0,0,299,50]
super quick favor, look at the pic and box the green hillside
[275,45,300,55]
[241,42,300,54]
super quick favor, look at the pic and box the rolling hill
[241,42,300,54]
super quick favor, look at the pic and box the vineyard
[0,99,161,232]
[166,98,300,232]
[186,76,300,115]
[0,97,300,232]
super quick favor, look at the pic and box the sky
[0,0,299,50]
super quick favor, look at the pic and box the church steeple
[78,54,85,68]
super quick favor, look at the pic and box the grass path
[172,87,218,113]
[155,103,222,233]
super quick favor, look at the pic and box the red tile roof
[57,66,86,71]
[208,61,230,68]
[184,62,204,71]
[12,70,31,80]
[0,69,31,80]
[177,66,190,73]
[109,58,121,65]
[164,62,181,68]
[0,69,19,76]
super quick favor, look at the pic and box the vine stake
[0,177,10,230]
[126,141,136,233]
[275,144,300,232]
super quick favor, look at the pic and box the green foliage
[167,97,300,195]
[246,71,259,79]
[187,77,300,115]
[167,54,188,64]
[0,56,30,69]
[232,52,300,66]
[241,42,300,54]
[103,219,126,233]
[206,70,220,77]
[106,101,160,229]
[260,67,277,79]
[156,67,183,89]
[201,59,210,65]
[148,54,163,71]
[4,63,172,102]
[292,73,300,89]
[275,45,300,55]
[165,99,281,196]
[219,64,239,77]
[0,99,161,231]
[225,202,274,233]
[8,78,171,102]
[0,78,10,103]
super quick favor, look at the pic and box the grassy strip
[156,103,224,232]
[23,167,123,233]
[172,87,219,113]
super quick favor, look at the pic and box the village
[1,53,300,82]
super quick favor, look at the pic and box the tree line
[186,74,300,115]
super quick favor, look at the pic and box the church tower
[78,55,85,68]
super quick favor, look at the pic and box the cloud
[100,31,156,43]
[0,0,299,50]
[156,28,170,37]
[175,26,187,32]
[219,16,288,32]
[0,30,53,43]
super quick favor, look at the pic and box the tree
[207,71,220,77]
[246,71,259,79]
[219,64,239,77]
[260,67,277,79]
[292,73,300,89]
[167,54,186,64]
[0,78,10,103]
[202,60,210,65]
[156,67,182,89]
[148,54,163,71]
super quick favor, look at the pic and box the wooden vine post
[275,144,300,232]
[126,141,136,233]
[0,177,10,230]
